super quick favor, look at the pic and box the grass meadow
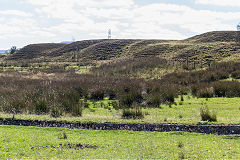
[1,96,240,124]
[0,125,240,159]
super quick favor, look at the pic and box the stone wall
[0,118,239,135]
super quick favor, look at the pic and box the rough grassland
[1,96,240,124]
[0,125,239,159]
[6,31,240,66]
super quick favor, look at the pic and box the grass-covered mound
[4,31,240,73]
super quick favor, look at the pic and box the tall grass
[0,74,179,116]
[2,61,240,117]
[200,106,217,122]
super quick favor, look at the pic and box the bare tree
[10,46,17,54]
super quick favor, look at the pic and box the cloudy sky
[0,0,240,49]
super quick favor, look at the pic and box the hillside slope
[185,31,240,43]
[5,31,240,70]
[7,43,65,60]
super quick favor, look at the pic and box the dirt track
[0,118,240,135]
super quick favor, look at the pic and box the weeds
[35,99,49,115]
[58,132,68,139]
[122,107,144,119]
[178,141,184,148]
[71,104,82,117]
[200,106,217,122]
[179,114,183,119]
[164,118,168,122]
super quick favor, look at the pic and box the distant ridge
[6,31,240,65]
[185,31,239,43]
[8,43,65,60]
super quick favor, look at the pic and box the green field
[1,96,240,124]
[0,125,239,159]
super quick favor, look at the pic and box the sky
[0,0,240,49]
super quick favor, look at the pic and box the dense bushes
[146,84,178,106]
[213,81,240,97]
[2,61,240,118]
[163,61,240,99]
[192,81,240,98]
[0,74,180,117]
[192,85,214,98]
[91,57,168,76]
[162,70,230,85]
[161,61,240,86]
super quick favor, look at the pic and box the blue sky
[0,0,240,49]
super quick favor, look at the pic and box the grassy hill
[185,31,240,43]
[2,31,240,78]
[7,31,240,61]
[7,43,65,60]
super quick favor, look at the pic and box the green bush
[119,94,134,108]
[121,107,144,119]
[200,106,217,122]
[35,99,49,115]
[119,86,143,108]
[60,91,81,113]
[71,103,82,117]
[197,87,214,98]
[90,88,105,101]
[148,94,161,108]
[5,97,26,114]
[161,89,176,104]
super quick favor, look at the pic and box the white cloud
[1,0,240,49]
[195,0,240,7]
[0,10,32,17]
[131,3,240,33]
[26,0,134,8]
[31,1,239,35]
